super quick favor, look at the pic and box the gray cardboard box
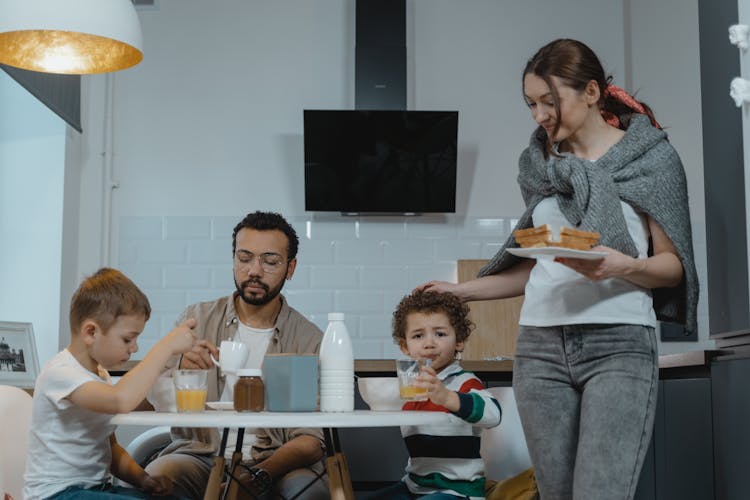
[263,354,318,411]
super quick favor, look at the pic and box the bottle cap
[237,368,262,377]
[328,312,345,321]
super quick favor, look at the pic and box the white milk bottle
[319,312,354,412]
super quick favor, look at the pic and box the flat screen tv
[304,110,458,213]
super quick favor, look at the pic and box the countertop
[356,350,720,381]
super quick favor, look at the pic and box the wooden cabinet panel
[457,260,524,360]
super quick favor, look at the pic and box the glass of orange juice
[396,359,431,401]
[173,369,208,412]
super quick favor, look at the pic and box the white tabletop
[112,409,461,428]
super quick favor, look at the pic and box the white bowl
[357,377,403,411]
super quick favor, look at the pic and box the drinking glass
[173,369,208,412]
[396,358,431,401]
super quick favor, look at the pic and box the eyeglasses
[234,251,287,274]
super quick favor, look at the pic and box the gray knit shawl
[479,114,698,335]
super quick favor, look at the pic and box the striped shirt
[400,362,502,499]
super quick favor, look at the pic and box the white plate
[507,246,607,260]
[206,401,234,411]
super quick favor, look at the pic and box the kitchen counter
[356,350,720,382]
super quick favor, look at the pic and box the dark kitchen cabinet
[712,358,750,499]
[635,378,714,500]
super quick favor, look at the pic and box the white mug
[210,340,250,374]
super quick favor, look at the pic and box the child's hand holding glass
[415,363,461,412]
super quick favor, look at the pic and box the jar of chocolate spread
[234,368,264,412]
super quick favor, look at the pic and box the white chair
[124,425,172,467]
[481,386,532,482]
[0,385,33,500]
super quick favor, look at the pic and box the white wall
[61,0,709,358]
[0,72,66,368]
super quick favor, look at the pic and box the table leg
[323,429,354,500]
[223,428,245,500]
[204,428,230,500]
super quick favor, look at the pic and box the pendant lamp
[0,0,143,74]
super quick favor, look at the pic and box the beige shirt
[159,292,324,462]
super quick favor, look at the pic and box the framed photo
[0,321,40,388]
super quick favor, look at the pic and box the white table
[113,410,461,500]
[111,409,459,428]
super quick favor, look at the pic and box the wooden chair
[325,452,354,500]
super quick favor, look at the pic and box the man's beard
[235,276,285,306]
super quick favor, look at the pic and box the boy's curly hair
[392,290,474,345]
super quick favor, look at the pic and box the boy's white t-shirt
[24,349,115,499]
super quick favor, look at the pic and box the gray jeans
[512,324,658,500]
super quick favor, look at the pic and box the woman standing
[419,38,698,500]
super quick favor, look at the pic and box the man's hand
[234,467,272,500]
[180,339,219,369]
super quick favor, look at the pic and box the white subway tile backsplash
[285,290,335,314]
[120,216,163,240]
[161,315,179,334]
[165,216,212,240]
[164,266,212,289]
[457,217,508,239]
[358,315,392,339]
[311,266,359,288]
[341,315,360,338]
[406,215,457,239]
[286,265,311,289]
[407,264,457,288]
[298,239,335,264]
[360,266,409,289]
[212,216,240,241]
[307,314,329,333]
[336,240,384,264]
[120,214,521,357]
[142,289,189,313]
[138,241,189,264]
[383,240,434,264]
[335,290,383,314]
[119,263,164,288]
[118,241,138,264]
[356,217,407,239]
[308,217,358,240]
[384,291,410,314]
[354,340,389,359]
[210,266,233,288]
[190,240,230,264]
[435,240,482,262]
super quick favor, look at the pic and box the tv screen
[304,110,458,213]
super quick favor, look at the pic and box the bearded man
[145,211,327,500]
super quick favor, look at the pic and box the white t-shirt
[24,349,116,499]
[519,197,657,328]
[218,322,273,459]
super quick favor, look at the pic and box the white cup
[210,340,250,374]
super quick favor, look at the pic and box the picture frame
[0,321,40,388]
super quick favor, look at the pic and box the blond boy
[23,268,196,499]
